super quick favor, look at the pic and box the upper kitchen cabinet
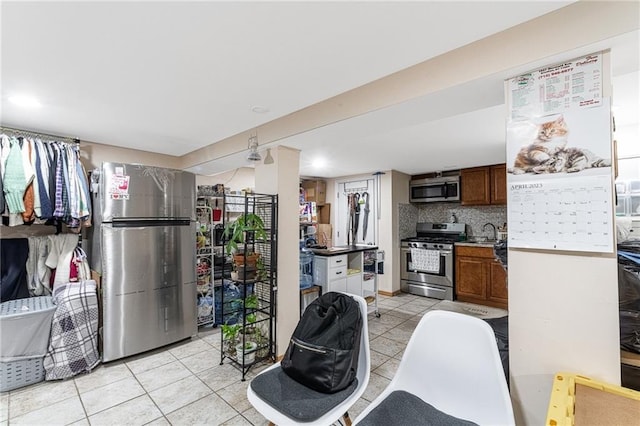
[490,164,507,204]
[301,179,327,206]
[461,164,507,206]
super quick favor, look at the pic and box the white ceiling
[1,1,637,178]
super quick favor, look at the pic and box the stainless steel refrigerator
[90,162,196,362]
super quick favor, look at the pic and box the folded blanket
[44,280,100,380]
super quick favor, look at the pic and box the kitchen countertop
[308,245,378,256]
[455,241,498,248]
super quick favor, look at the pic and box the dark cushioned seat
[357,390,479,426]
[249,366,358,422]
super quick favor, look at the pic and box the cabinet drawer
[455,245,494,258]
[362,277,375,293]
[329,255,348,269]
[328,278,347,293]
[328,265,347,280]
[346,274,361,296]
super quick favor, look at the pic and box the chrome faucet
[483,223,497,241]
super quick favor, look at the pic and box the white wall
[196,167,255,192]
[509,250,619,424]
[81,140,180,170]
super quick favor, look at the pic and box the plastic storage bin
[0,296,56,392]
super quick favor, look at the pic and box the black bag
[281,291,362,394]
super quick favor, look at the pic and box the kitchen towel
[410,248,440,273]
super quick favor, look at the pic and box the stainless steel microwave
[410,176,460,203]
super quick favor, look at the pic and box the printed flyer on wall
[509,52,602,120]
[505,52,614,253]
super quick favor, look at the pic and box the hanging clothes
[0,134,91,231]
[26,236,52,296]
[2,140,27,214]
[21,139,36,223]
[0,170,5,215]
[0,238,30,302]
[45,233,80,290]
[33,140,53,219]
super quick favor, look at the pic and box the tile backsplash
[399,202,507,239]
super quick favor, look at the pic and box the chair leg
[342,411,352,426]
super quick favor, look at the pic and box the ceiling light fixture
[263,148,274,165]
[251,105,270,114]
[9,95,42,108]
[247,132,261,162]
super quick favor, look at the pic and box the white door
[335,178,376,246]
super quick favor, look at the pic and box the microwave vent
[411,169,460,181]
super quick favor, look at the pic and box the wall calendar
[505,52,614,253]
[508,175,613,252]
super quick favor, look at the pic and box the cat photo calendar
[505,52,614,253]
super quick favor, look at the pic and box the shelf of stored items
[196,205,215,327]
[220,192,278,381]
[311,245,380,317]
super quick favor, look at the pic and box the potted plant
[236,310,259,364]
[235,340,258,364]
[223,213,267,279]
[221,323,241,356]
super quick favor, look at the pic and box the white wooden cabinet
[313,249,379,318]
[314,254,348,293]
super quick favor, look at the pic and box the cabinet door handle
[336,260,343,263]
[335,271,343,275]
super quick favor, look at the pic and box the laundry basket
[0,296,56,391]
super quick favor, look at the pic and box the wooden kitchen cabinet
[302,179,327,206]
[455,245,508,309]
[456,256,487,300]
[490,164,507,204]
[460,164,506,206]
[488,260,508,304]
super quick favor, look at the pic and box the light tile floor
[1,293,507,425]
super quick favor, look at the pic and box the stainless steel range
[400,222,466,300]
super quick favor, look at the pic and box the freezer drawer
[101,223,196,362]
[99,162,195,222]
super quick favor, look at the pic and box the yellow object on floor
[546,372,640,426]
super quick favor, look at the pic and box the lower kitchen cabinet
[312,248,380,316]
[314,254,348,293]
[455,244,508,309]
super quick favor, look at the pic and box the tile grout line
[124,357,172,426]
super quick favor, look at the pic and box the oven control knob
[422,244,428,249]
[438,244,444,249]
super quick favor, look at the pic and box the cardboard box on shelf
[302,180,326,206]
[318,203,331,224]
[317,224,332,247]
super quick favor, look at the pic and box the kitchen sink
[465,237,497,244]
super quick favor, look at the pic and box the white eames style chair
[247,293,370,426]
[354,310,515,426]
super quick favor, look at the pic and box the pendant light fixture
[263,148,274,165]
[247,131,261,162]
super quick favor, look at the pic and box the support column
[254,145,300,357]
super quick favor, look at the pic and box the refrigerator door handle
[111,218,192,227]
